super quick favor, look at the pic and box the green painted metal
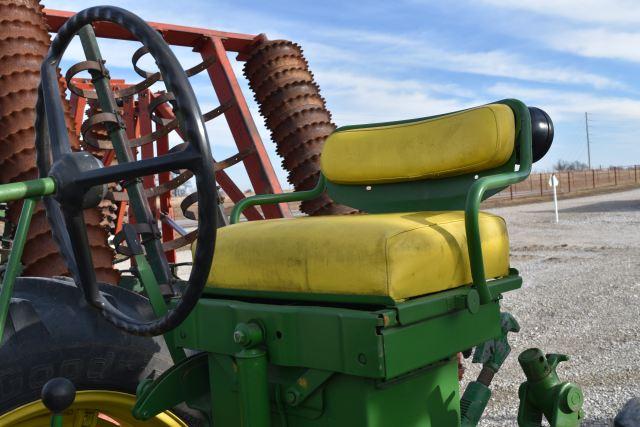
[230,175,326,224]
[50,413,63,427]
[203,269,520,310]
[381,301,500,379]
[461,382,491,427]
[133,253,185,362]
[177,297,386,379]
[209,354,461,426]
[202,285,395,306]
[517,349,584,427]
[466,99,531,304]
[175,285,509,380]
[133,352,211,422]
[473,312,520,371]
[0,178,55,204]
[78,25,187,365]
[284,369,334,407]
[460,312,521,426]
[392,273,520,325]
[234,322,271,427]
[0,198,36,341]
[78,25,172,289]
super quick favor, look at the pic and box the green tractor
[0,6,583,427]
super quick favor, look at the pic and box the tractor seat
[205,210,509,301]
[203,103,518,301]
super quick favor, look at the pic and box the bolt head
[566,387,583,412]
[233,330,246,344]
[285,391,297,404]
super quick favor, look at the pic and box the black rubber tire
[0,277,202,424]
[615,397,640,427]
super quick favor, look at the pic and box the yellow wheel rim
[0,390,188,426]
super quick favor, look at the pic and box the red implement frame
[46,9,291,260]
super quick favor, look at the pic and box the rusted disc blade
[243,38,356,216]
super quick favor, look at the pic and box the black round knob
[528,106,554,163]
[41,377,76,413]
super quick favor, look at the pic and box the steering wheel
[34,6,217,336]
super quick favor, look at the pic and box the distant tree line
[554,160,589,171]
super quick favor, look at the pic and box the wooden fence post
[567,171,571,193]
[539,173,544,196]
[614,167,618,186]
[635,165,638,183]
[592,169,596,189]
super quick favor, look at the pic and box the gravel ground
[466,187,640,426]
[175,187,640,425]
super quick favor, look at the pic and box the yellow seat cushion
[204,211,510,301]
[321,104,515,185]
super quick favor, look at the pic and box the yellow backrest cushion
[321,104,515,185]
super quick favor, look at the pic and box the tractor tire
[615,398,640,427]
[0,277,204,425]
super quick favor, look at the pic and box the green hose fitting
[460,381,491,427]
[517,348,584,427]
[461,312,520,426]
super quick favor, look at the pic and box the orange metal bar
[149,94,264,221]
[157,130,176,263]
[49,10,286,222]
[69,93,87,137]
[43,9,260,53]
[137,91,159,213]
[198,36,291,218]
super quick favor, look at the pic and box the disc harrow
[0,0,119,283]
[244,39,357,216]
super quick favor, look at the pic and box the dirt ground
[175,188,640,426]
[468,188,640,426]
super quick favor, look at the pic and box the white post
[549,174,559,223]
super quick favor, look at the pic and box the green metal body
[235,344,270,426]
[133,352,211,421]
[517,349,584,427]
[155,279,515,426]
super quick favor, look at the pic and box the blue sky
[46,0,640,190]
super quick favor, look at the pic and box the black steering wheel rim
[35,6,217,336]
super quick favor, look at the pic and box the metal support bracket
[284,369,334,407]
[132,352,210,421]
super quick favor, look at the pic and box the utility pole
[585,112,592,169]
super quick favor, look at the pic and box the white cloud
[546,28,640,63]
[486,82,640,121]
[479,0,640,25]
[314,70,481,125]
[480,0,640,64]
[305,29,622,89]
